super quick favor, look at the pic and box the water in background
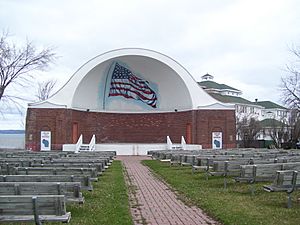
[0,134,25,149]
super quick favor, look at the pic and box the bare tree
[288,109,300,143]
[236,113,261,148]
[0,32,56,103]
[36,79,57,101]
[280,46,300,146]
[281,47,300,109]
[265,118,289,148]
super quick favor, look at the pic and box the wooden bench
[235,162,300,194]
[170,154,182,166]
[67,152,115,160]
[11,167,98,181]
[0,151,62,159]
[180,155,195,166]
[0,195,71,224]
[192,158,213,174]
[208,161,246,189]
[1,162,21,175]
[31,163,104,174]
[192,157,255,176]
[0,182,84,204]
[192,157,250,175]
[0,175,93,191]
[56,156,111,161]
[0,159,37,167]
[209,159,249,175]
[169,153,195,166]
[159,153,172,162]
[235,162,300,183]
[263,170,300,208]
[0,157,44,162]
[2,155,56,161]
[47,158,109,169]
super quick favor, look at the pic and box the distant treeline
[0,130,25,134]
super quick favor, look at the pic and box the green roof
[252,101,286,110]
[259,119,286,127]
[208,93,253,104]
[198,81,240,92]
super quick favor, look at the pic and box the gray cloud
[0,0,300,129]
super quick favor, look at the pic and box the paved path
[117,156,219,225]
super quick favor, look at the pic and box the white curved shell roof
[29,48,233,112]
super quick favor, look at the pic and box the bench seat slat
[0,213,71,223]
[0,182,84,204]
[0,175,93,191]
[0,195,71,223]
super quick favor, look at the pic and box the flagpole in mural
[102,62,116,110]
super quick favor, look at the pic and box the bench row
[156,152,300,208]
[0,195,71,224]
[0,150,115,223]
[0,182,84,203]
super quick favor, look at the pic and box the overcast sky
[0,0,300,129]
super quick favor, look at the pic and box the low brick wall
[25,108,236,151]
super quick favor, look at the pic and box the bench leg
[287,193,292,209]
[224,177,227,190]
[32,196,42,225]
[250,184,255,196]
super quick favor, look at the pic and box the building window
[239,106,246,113]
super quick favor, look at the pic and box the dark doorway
[186,123,192,144]
[72,123,78,144]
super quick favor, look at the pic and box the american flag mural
[108,63,157,108]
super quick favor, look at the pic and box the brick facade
[25,108,236,151]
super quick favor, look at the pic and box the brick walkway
[117,156,219,225]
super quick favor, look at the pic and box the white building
[198,74,290,146]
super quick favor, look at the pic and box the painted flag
[108,63,157,108]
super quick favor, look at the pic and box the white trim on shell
[28,101,67,108]
[29,48,234,112]
[197,102,235,110]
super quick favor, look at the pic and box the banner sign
[41,131,51,151]
[212,132,222,149]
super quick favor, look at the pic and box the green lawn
[7,160,133,225]
[143,160,300,225]
[64,160,133,225]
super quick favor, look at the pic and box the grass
[63,160,133,225]
[63,161,133,225]
[143,160,300,225]
[7,160,133,225]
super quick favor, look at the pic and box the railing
[75,134,83,153]
[181,136,186,150]
[167,136,173,150]
[88,135,96,151]
[166,136,187,150]
[168,144,201,150]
